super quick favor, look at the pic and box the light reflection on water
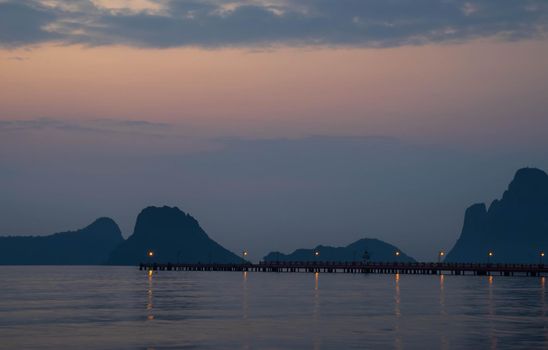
[313,272,321,350]
[394,273,402,350]
[439,274,449,350]
[147,270,154,321]
[0,266,547,349]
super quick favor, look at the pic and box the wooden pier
[139,261,548,277]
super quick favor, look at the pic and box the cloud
[90,118,170,129]
[6,56,30,61]
[0,1,60,47]
[0,117,172,135]
[0,0,547,48]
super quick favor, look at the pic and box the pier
[139,261,548,277]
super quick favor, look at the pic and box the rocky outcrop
[107,206,243,265]
[445,168,548,263]
[0,218,124,265]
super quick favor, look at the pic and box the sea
[1,266,547,349]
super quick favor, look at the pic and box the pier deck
[139,261,548,277]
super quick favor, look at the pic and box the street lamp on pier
[487,251,494,264]
[313,250,320,273]
[438,250,445,263]
[146,250,155,274]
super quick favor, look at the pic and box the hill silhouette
[0,218,123,265]
[445,167,548,263]
[264,238,415,262]
[107,206,243,265]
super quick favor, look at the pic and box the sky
[1,0,548,261]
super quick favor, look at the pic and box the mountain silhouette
[107,206,243,265]
[445,167,548,263]
[263,238,415,262]
[0,218,123,265]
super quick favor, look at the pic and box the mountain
[0,218,123,265]
[263,238,415,262]
[445,167,548,263]
[107,206,243,265]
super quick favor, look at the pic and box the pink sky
[2,40,548,147]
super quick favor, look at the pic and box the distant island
[0,218,123,265]
[445,167,548,263]
[264,238,415,262]
[107,206,243,265]
[0,206,243,266]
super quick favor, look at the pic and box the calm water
[1,267,547,349]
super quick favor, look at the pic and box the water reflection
[242,271,249,320]
[487,275,497,350]
[3,267,548,349]
[439,275,449,350]
[313,272,321,350]
[394,273,402,350]
[394,273,401,317]
[541,277,546,317]
[313,272,320,319]
[542,277,547,346]
[241,271,251,350]
[147,271,154,321]
[439,274,446,315]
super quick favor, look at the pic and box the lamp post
[487,251,493,264]
[540,251,545,265]
[314,250,320,273]
[242,250,248,264]
[146,250,154,274]
[147,250,154,260]
[395,251,400,261]
[438,250,445,263]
